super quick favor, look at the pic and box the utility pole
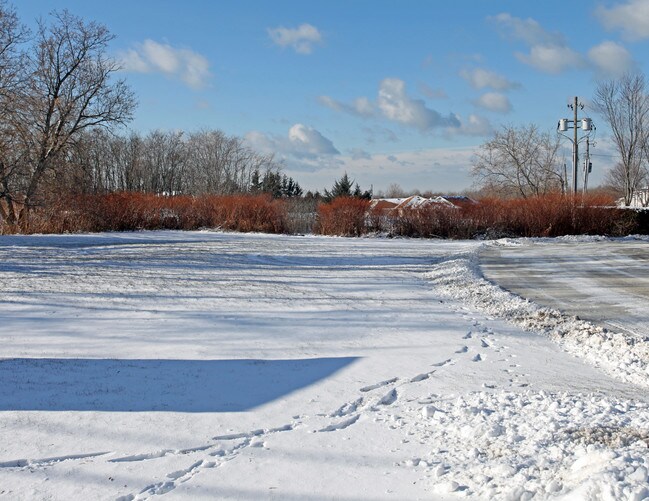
[583,138,591,195]
[572,96,579,194]
[557,97,593,195]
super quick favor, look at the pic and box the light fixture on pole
[557,97,595,194]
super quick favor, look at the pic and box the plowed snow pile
[426,244,649,389]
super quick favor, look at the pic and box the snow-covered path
[0,232,647,500]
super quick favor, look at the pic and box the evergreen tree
[323,173,354,201]
[323,173,371,201]
[250,169,262,193]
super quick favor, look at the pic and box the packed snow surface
[0,231,647,500]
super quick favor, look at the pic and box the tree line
[63,128,303,199]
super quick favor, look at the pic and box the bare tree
[604,161,648,205]
[141,130,186,195]
[0,1,27,112]
[471,124,564,198]
[0,1,29,223]
[385,183,407,198]
[3,10,135,224]
[593,73,649,206]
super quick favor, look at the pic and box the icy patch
[418,391,649,500]
[426,253,649,388]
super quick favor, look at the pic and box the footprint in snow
[409,371,435,382]
[360,377,398,393]
[318,415,360,432]
[455,346,468,354]
[432,358,454,367]
[377,389,398,406]
[472,354,483,362]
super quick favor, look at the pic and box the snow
[0,231,647,500]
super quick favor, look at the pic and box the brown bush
[208,194,288,233]
[316,197,370,236]
[1,191,643,238]
[391,205,463,238]
[5,193,288,234]
[461,193,633,238]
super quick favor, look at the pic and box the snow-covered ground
[0,231,647,500]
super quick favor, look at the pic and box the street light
[557,97,595,194]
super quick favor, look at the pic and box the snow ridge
[425,248,649,389]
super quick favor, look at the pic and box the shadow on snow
[0,357,358,412]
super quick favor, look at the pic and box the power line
[589,153,616,158]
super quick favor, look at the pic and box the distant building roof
[370,195,477,211]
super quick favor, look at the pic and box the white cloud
[455,114,493,136]
[419,82,448,99]
[377,78,460,131]
[319,78,460,132]
[459,68,519,90]
[362,126,399,144]
[488,12,557,46]
[245,124,339,169]
[348,148,372,160]
[490,13,585,75]
[287,124,339,157]
[474,92,512,113]
[353,97,374,116]
[318,95,375,117]
[267,23,323,54]
[121,39,211,89]
[516,44,584,74]
[595,0,649,41]
[588,41,635,77]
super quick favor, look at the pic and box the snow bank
[416,390,649,500]
[425,247,649,389]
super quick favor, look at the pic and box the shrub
[4,193,288,234]
[1,190,644,238]
[316,197,370,236]
[462,193,631,238]
[208,194,288,233]
[391,206,463,238]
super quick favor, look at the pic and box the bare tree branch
[593,73,649,206]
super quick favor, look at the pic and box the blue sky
[14,0,649,193]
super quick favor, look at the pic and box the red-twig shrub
[316,197,370,236]
[461,193,632,238]
[207,194,287,233]
[1,191,643,238]
[391,206,463,238]
[7,193,288,234]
